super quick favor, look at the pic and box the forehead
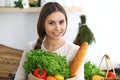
[46,11,65,21]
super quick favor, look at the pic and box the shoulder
[59,42,80,64]
[59,42,80,56]
[64,42,80,50]
[25,40,37,51]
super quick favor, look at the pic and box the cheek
[63,24,67,33]
[63,24,67,31]
[44,23,50,32]
[44,25,53,35]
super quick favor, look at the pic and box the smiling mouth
[53,32,61,36]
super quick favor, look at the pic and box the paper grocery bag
[28,73,44,80]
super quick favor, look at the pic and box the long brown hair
[34,2,68,50]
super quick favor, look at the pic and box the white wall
[0,13,39,49]
[81,0,120,69]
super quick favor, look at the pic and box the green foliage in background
[14,0,23,8]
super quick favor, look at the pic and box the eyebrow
[48,19,65,22]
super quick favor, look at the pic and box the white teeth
[54,33,59,35]
[54,32,60,35]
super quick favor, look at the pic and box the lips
[53,32,61,36]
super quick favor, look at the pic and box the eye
[59,20,65,24]
[49,21,55,25]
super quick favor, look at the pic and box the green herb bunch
[23,49,70,79]
[73,15,96,46]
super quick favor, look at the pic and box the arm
[14,41,36,80]
[14,48,28,80]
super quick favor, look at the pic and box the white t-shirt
[14,41,84,80]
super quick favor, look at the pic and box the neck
[43,37,65,51]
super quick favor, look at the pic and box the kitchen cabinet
[0,77,11,80]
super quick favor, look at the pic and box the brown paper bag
[28,73,44,80]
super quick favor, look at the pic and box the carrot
[70,42,88,77]
[46,76,56,80]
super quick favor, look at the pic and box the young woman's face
[44,11,67,40]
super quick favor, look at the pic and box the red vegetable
[33,68,47,79]
[107,71,115,78]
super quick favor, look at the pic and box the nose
[55,23,61,31]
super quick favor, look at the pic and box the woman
[14,2,84,80]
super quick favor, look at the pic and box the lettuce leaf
[23,49,70,79]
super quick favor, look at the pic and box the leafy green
[14,0,23,8]
[84,61,106,80]
[23,49,70,79]
[73,15,95,46]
